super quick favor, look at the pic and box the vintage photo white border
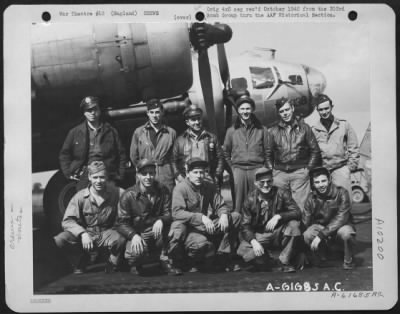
[3,3,397,311]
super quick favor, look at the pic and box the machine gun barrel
[105,98,190,119]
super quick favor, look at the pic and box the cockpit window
[250,67,275,89]
[288,75,303,85]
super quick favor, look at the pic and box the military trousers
[124,227,169,266]
[54,229,125,267]
[168,212,241,262]
[273,168,310,213]
[237,220,301,265]
[303,224,356,261]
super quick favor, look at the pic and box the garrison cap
[80,96,100,111]
[136,158,156,173]
[315,94,333,107]
[235,90,255,110]
[88,160,106,175]
[146,99,163,111]
[255,167,273,181]
[275,97,291,110]
[186,157,208,171]
[183,104,203,118]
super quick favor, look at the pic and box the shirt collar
[87,121,103,131]
[320,114,334,128]
[185,177,203,192]
[84,183,112,202]
[241,120,253,129]
[256,186,276,201]
[187,128,206,140]
[132,181,160,199]
[278,116,299,129]
[145,121,168,133]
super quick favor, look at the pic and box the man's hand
[265,214,281,232]
[217,214,229,232]
[131,234,145,255]
[311,236,321,251]
[152,219,163,239]
[250,239,264,257]
[81,232,93,252]
[202,215,215,234]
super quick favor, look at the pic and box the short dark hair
[309,167,331,181]
[275,97,293,110]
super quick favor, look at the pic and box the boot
[160,259,183,276]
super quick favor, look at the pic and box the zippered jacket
[311,117,359,171]
[240,187,301,243]
[59,121,127,179]
[265,117,321,171]
[223,116,269,169]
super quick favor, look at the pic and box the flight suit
[130,122,176,192]
[53,183,126,268]
[116,181,172,265]
[169,178,241,262]
[172,129,224,182]
[237,187,302,265]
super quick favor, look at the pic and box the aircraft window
[250,67,275,89]
[288,75,303,85]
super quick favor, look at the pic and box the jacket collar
[83,183,113,203]
[314,115,340,132]
[278,116,301,129]
[183,128,209,140]
[130,180,162,200]
[144,121,169,133]
[255,186,278,201]
[184,177,204,192]
[78,120,111,133]
[233,114,262,129]
[87,121,103,131]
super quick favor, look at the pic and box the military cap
[80,96,100,111]
[275,97,291,110]
[88,160,106,175]
[146,99,163,111]
[255,167,273,181]
[315,94,333,107]
[183,104,203,118]
[136,158,157,173]
[235,90,255,110]
[186,157,208,171]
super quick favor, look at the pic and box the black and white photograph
[4,3,397,312]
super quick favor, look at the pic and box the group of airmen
[54,91,360,276]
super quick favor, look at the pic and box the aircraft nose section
[303,65,327,97]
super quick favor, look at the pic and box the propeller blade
[217,43,230,88]
[198,49,218,134]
